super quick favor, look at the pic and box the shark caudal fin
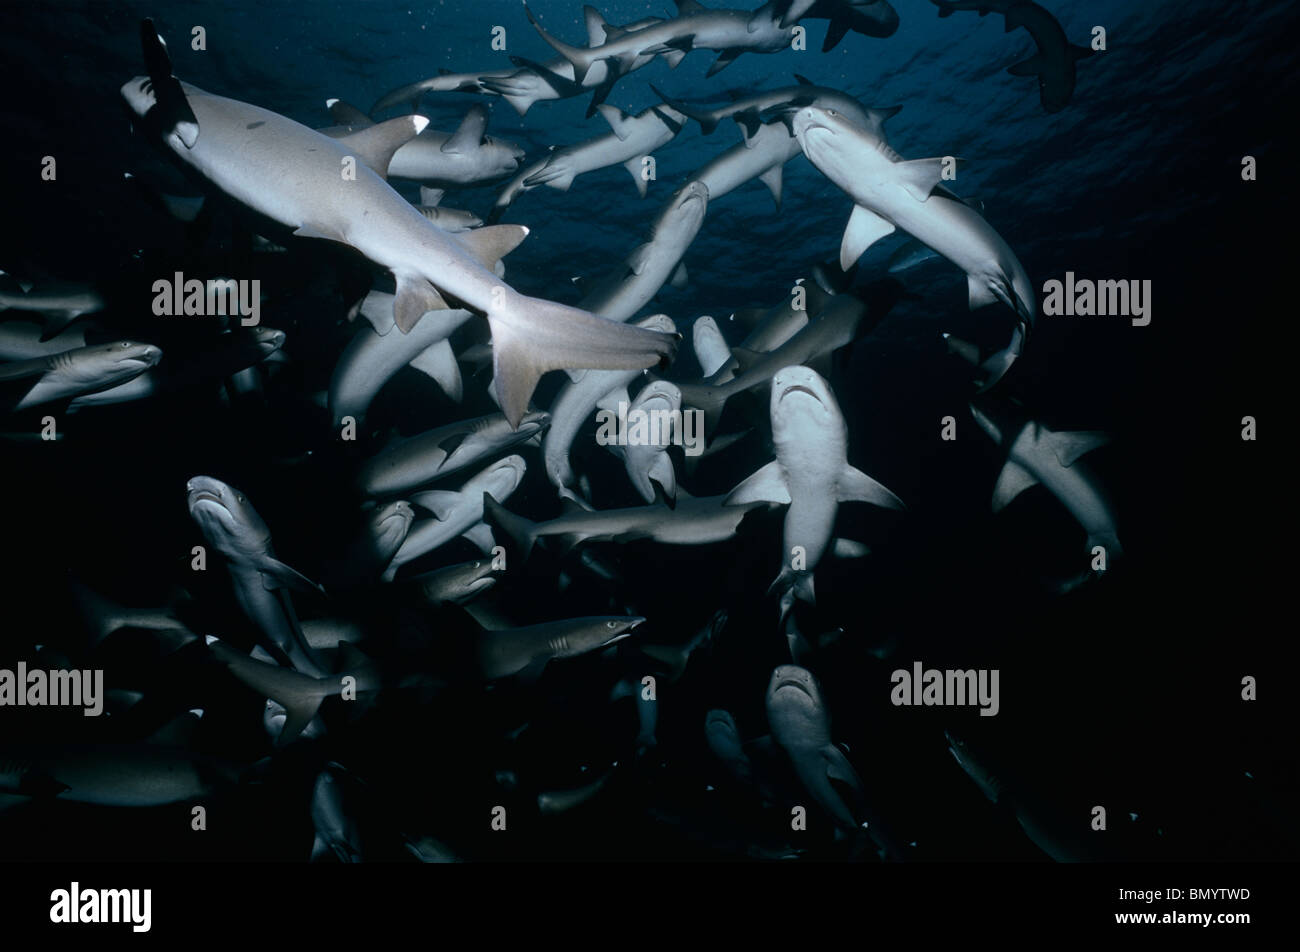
[650,85,719,135]
[523,3,598,84]
[488,296,677,429]
[769,565,816,619]
[481,492,539,561]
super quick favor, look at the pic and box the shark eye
[826,109,839,117]
[606,620,619,630]
[120,341,130,348]
[236,494,245,503]
[470,561,481,569]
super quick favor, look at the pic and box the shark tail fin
[523,3,596,84]
[768,565,815,621]
[488,296,676,429]
[650,85,718,135]
[481,492,539,561]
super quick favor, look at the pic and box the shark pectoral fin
[649,453,677,503]
[516,655,550,685]
[1048,430,1110,467]
[596,104,633,140]
[991,460,1038,512]
[735,108,762,144]
[326,98,371,127]
[436,432,467,457]
[838,465,905,510]
[1007,53,1046,77]
[456,224,529,272]
[821,744,865,793]
[461,522,496,555]
[758,165,784,211]
[276,696,325,747]
[409,339,463,402]
[595,385,631,414]
[260,558,326,596]
[411,490,462,520]
[442,104,489,154]
[627,241,654,275]
[823,13,851,51]
[293,222,349,244]
[393,277,448,334]
[726,460,791,506]
[669,262,689,289]
[660,48,688,69]
[832,537,871,558]
[336,115,427,178]
[419,186,445,207]
[895,157,958,202]
[841,205,896,271]
[622,157,649,198]
[706,49,743,77]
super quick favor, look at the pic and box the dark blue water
[0,1,1293,862]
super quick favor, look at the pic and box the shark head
[63,340,161,387]
[765,663,830,742]
[477,454,528,504]
[430,559,503,603]
[186,475,272,554]
[658,181,710,240]
[770,365,844,442]
[250,326,287,356]
[558,616,645,658]
[369,500,414,553]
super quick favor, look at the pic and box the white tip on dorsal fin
[442,104,489,154]
[325,98,372,128]
[335,114,427,178]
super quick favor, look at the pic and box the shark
[122,20,676,429]
[526,0,799,81]
[930,0,1095,113]
[725,366,903,610]
[0,341,161,413]
[489,102,687,222]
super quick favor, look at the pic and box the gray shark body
[726,367,902,609]
[122,28,676,428]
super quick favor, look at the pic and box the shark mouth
[774,676,814,697]
[779,383,823,405]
